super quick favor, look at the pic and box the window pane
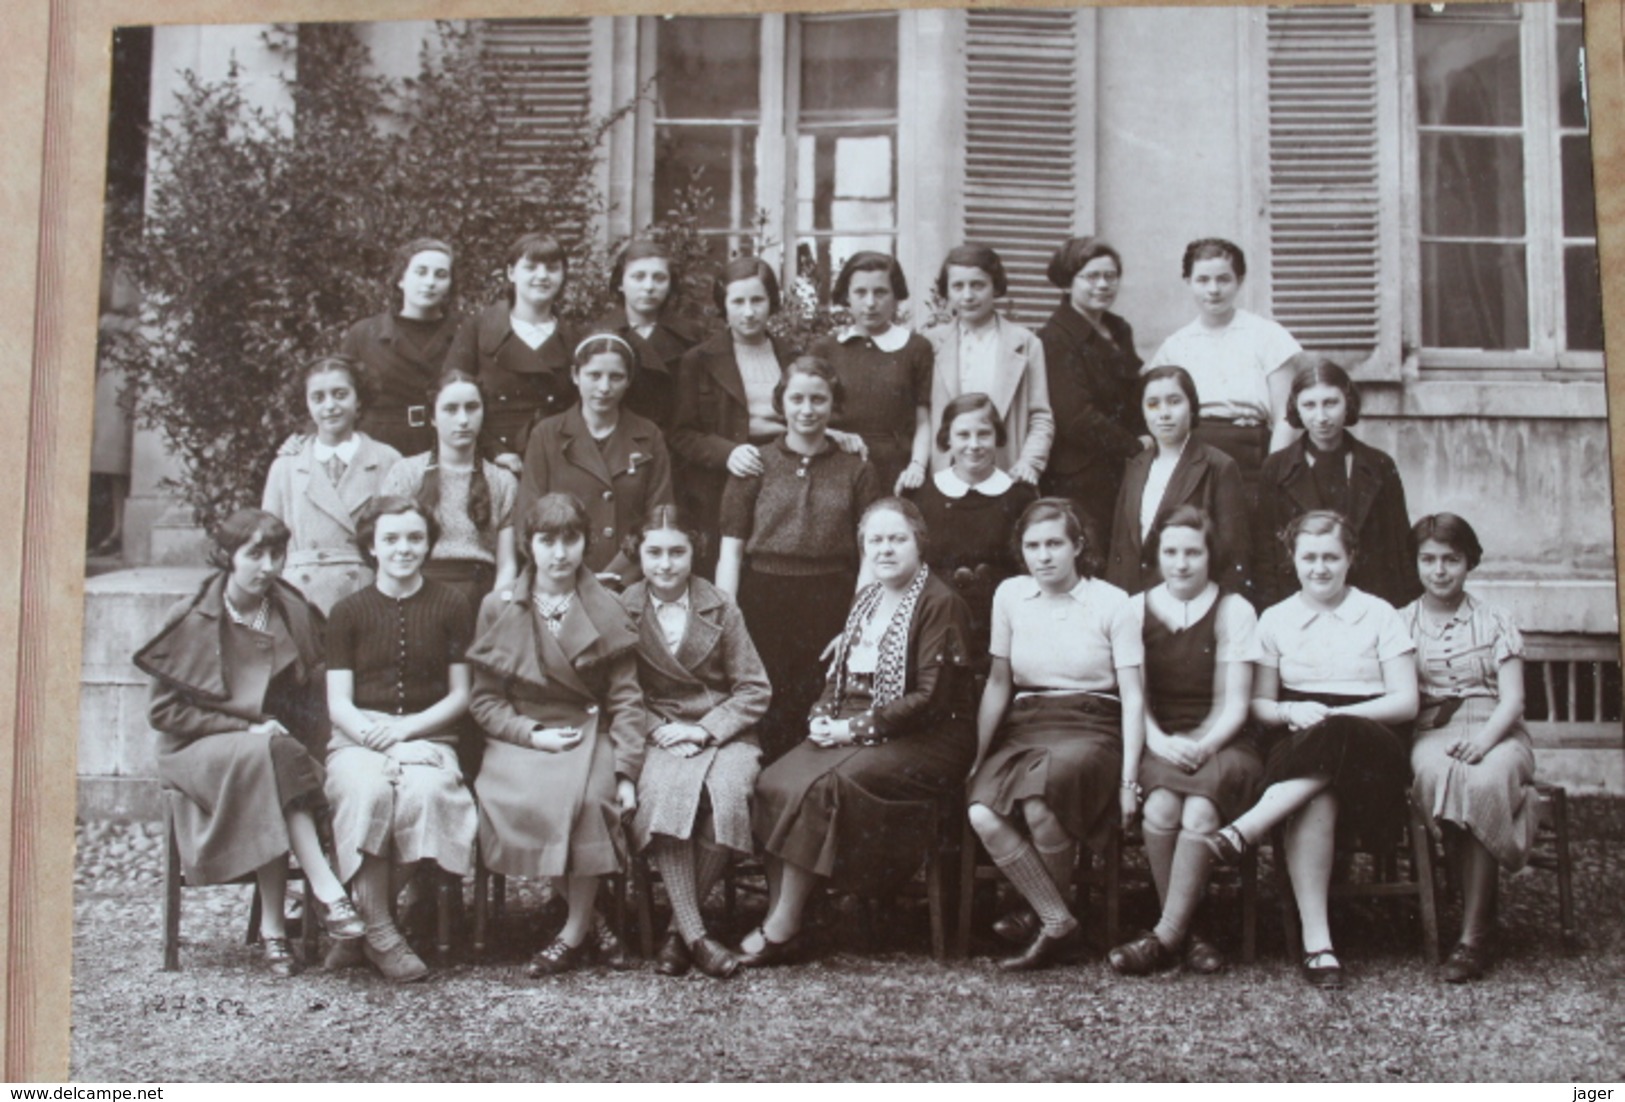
[1421,242,1528,351]
[1418,134,1526,237]
[1565,246,1604,352]
[656,17,759,120]
[1562,134,1598,239]
[800,14,898,121]
[1415,16,1522,127]
[1557,21,1587,128]
[653,124,757,236]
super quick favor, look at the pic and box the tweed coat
[922,316,1055,476]
[1105,440,1252,598]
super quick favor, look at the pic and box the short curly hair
[354,496,440,571]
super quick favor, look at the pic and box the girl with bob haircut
[1205,509,1417,990]
[923,244,1054,486]
[965,497,1146,971]
[1036,236,1145,549]
[519,332,675,587]
[1254,356,1419,609]
[716,355,880,763]
[1105,365,1250,597]
[322,495,477,983]
[1400,513,1538,983]
[621,504,772,979]
[1145,237,1302,500]
[598,238,705,429]
[905,391,1037,662]
[264,355,405,613]
[381,367,519,612]
[133,508,365,977]
[809,251,935,495]
[446,231,579,470]
[1107,505,1262,976]
[465,492,648,977]
[342,237,461,458]
[740,498,978,966]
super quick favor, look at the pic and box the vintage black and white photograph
[69,2,1623,1081]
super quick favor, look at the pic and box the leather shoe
[1441,941,1489,984]
[1201,826,1250,866]
[528,935,589,977]
[655,930,691,977]
[261,936,299,978]
[1301,948,1345,990]
[735,925,805,968]
[313,893,366,941]
[322,937,365,971]
[1000,923,1086,972]
[1183,935,1226,975]
[594,914,632,971]
[1108,931,1175,976]
[688,936,740,979]
[363,923,430,984]
[992,907,1040,946]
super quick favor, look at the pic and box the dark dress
[343,312,461,457]
[1135,592,1263,821]
[906,470,1037,665]
[445,302,579,460]
[1036,301,1143,551]
[810,329,934,495]
[754,572,976,894]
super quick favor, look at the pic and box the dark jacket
[343,311,461,456]
[593,309,709,433]
[1254,433,1421,610]
[518,405,675,581]
[446,302,579,459]
[1036,301,1144,477]
[1106,441,1252,598]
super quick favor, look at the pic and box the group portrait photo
[34,0,1625,1083]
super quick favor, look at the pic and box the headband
[574,333,637,363]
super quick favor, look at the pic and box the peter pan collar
[838,324,910,353]
[933,467,1014,498]
[1289,587,1376,629]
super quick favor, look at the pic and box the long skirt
[755,728,973,895]
[967,692,1122,852]
[475,728,624,879]
[1139,734,1264,823]
[1262,689,1411,850]
[1410,696,1538,870]
[633,737,762,854]
[324,740,477,883]
[737,566,856,765]
[158,731,328,885]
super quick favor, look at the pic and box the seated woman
[323,496,478,983]
[740,498,977,966]
[966,498,1145,971]
[906,392,1038,664]
[1205,510,1418,990]
[465,493,647,976]
[1107,506,1262,977]
[622,506,771,979]
[134,508,364,977]
[1402,513,1538,983]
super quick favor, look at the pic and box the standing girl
[1104,366,1250,597]
[1254,357,1419,609]
[263,356,403,614]
[1145,238,1302,501]
[381,368,518,612]
[599,239,706,431]
[343,237,460,458]
[323,497,477,983]
[519,333,674,588]
[715,356,880,763]
[446,232,578,473]
[922,244,1054,486]
[808,251,934,495]
[622,506,771,979]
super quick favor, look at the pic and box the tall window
[1413,2,1601,365]
[647,13,900,299]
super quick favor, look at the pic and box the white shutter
[1265,5,1400,376]
[962,8,1081,324]
[481,19,595,177]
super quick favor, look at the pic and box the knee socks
[652,839,708,945]
[995,841,1077,937]
[1141,822,1179,907]
[1152,829,1216,950]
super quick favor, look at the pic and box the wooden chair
[161,789,319,971]
[825,793,957,960]
[470,834,647,960]
[1527,782,1578,949]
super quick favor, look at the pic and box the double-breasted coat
[621,576,771,852]
[1105,441,1252,597]
[1253,433,1422,610]
[446,302,579,460]
[518,405,674,581]
[922,316,1055,476]
[593,309,708,433]
[261,432,403,614]
[342,312,461,456]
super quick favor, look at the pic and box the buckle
[407,405,427,427]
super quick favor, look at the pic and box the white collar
[509,313,557,349]
[1018,575,1093,604]
[933,466,1014,498]
[651,589,690,612]
[838,324,910,353]
[313,437,359,464]
[1289,587,1374,629]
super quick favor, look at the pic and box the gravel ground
[71,799,1625,1082]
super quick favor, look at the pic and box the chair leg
[436,870,455,960]
[246,883,263,946]
[299,869,319,963]
[954,818,978,959]
[1240,846,1258,964]
[473,851,489,959]
[1406,802,1442,965]
[631,853,656,959]
[1272,827,1299,958]
[1548,786,1578,949]
[1102,827,1122,951]
[163,807,182,971]
[927,839,946,961]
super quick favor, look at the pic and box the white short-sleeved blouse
[1399,593,1523,702]
[1146,308,1301,425]
[991,575,1143,696]
[1257,587,1415,696]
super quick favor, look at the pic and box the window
[644,13,900,299]
[1412,2,1601,366]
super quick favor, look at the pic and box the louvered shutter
[962,8,1082,325]
[1265,5,1400,377]
[481,19,595,179]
